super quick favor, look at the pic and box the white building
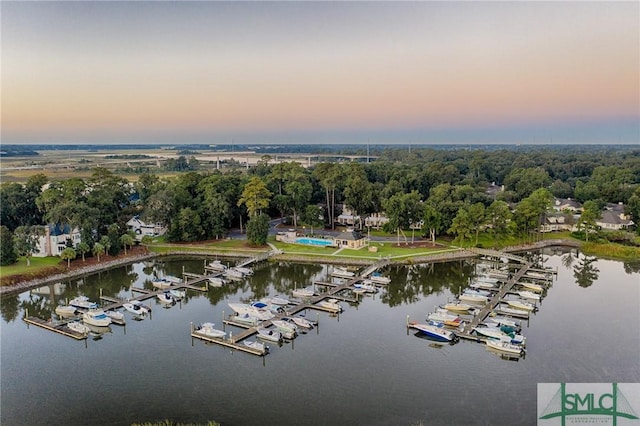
[126,216,166,240]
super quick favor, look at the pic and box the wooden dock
[23,316,87,340]
[457,261,533,340]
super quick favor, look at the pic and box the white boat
[470,281,498,291]
[317,299,342,313]
[69,296,98,310]
[525,271,550,280]
[251,301,284,314]
[234,266,253,276]
[464,288,491,297]
[157,292,175,304]
[427,308,463,327]
[505,299,536,312]
[459,293,489,304]
[518,281,544,293]
[228,303,274,321]
[496,306,530,317]
[67,321,90,335]
[256,328,282,342]
[232,313,261,326]
[55,305,77,318]
[262,296,290,306]
[207,260,227,271]
[443,302,474,313]
[123,302,149,316]
[292,287,315,298]
[152,279,172,289]
[354,282,378,293]
[517,290,541,302]
[473,327,524,344]
[193,322,226,339]
[104,310,125,325]
[164,275,183,284]
[369,272,391,285]
[208,277,226,287]
[282,316,314,330]
[272,320,297,334]
[244,340,268,354]
[82,309,112,327]
[486,316,521,329]
[224,268,245,280]
[486,339,525,356]
[331,267,355,278]
[168,289,186,300]
[408,321,458,343]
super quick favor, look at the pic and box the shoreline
[0,239,581,297]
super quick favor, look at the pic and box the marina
[2,250,638,426]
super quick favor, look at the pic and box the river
[1,248,638,425]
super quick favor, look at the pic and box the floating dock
[23,316,87,340]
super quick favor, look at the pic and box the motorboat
[256,328,282,343]
[163,275,183,284]
[463,289,491,297]
[518,281,544,293]
[486,339,526,356]
[281,316,314,330]
[408,321,458,343]
[473,327,524,344]
[368,272,391,285]
[157,292,175,304]
[104,309,125,325]
[244,340,269,354]
[207,260,227,271]
[123,302,149,316]
[504,299,537,312]
[486,316,521,330]
[271,320,297,334]
[470,281,498,291]
[55,305,77,318]
[208,277,225,287]
[517,290,541,302]
[442,302,474,313]
[331,267,355,278]
[524,271,550,280]
[261,296,290,306]
[82,309,112,327]
[427,308,463,327]
[67,321,90,335]
[459,293,489,304]
[251,301,284,314]
[228,303,275,321]
[317,299,342,313]
[224,268,245,280]
[168,289,186,300]
[152,279,172,289]
[234,266,253,276]
[193,322,226,339]
[496,306,530,317]
[69,296,98,310]
[292,287,315,298]
[354,282,378,293]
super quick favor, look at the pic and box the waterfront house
[34,224,81,257]
[364,212,389,230]
[126,216,167,240]
[552,198,582,212]
[540,213,578,233]
[596,203,634,230]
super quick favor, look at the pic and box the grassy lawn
[147,238,269,254]
[0,256,62,280]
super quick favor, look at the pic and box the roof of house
[597,210,634,226]
[553,198,582,210]
[335,231,365,241]
[48,224,72,236]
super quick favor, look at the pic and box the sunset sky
[2,1,638,144]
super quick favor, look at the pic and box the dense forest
[1,146,639,264]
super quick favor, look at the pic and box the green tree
[99,236,112,257]
[238,177,272,218]
[486,200,513,242]
[578,200,601,242]
[422,204,443,245]
[13,225,44,266]
[0,226,17,265]
[169,207,204,242]
[313,163,342,229]
[467,202,486,246]
[449,207,473,247]
[120,233,135,255]
[92,242,105,262]
[246,213,269,245]
[303,205,324,235]
[76,241,90,262]
[60,247,76,268]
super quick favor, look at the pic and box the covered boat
[368,272,391,285]
[504,299,537,312]
[486,339,525,355]
[168,289,186,300]
[331,267,355,278]
[55,305,77,318]
[518,281,544,293]
[67,321,90,335]
[82,309,112,327]
[459,293,489,305]
[244,340,268,354]
[194,322,226,339]
[104,309,125,325]
[517,290,541,302]
[292,287,315,298]
[317,299,342,313]
[69,296,98,310]
[208,277,226,287]
[207,260,227,271]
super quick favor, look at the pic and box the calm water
[1,249,639,426]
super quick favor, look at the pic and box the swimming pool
[295,237,335,247]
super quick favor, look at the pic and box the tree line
[1,146,639,266]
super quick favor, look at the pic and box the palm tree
[120,234,134,255]
[60,247,76,268]
[92,242,105,262]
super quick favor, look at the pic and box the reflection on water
[1,249,639,426]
